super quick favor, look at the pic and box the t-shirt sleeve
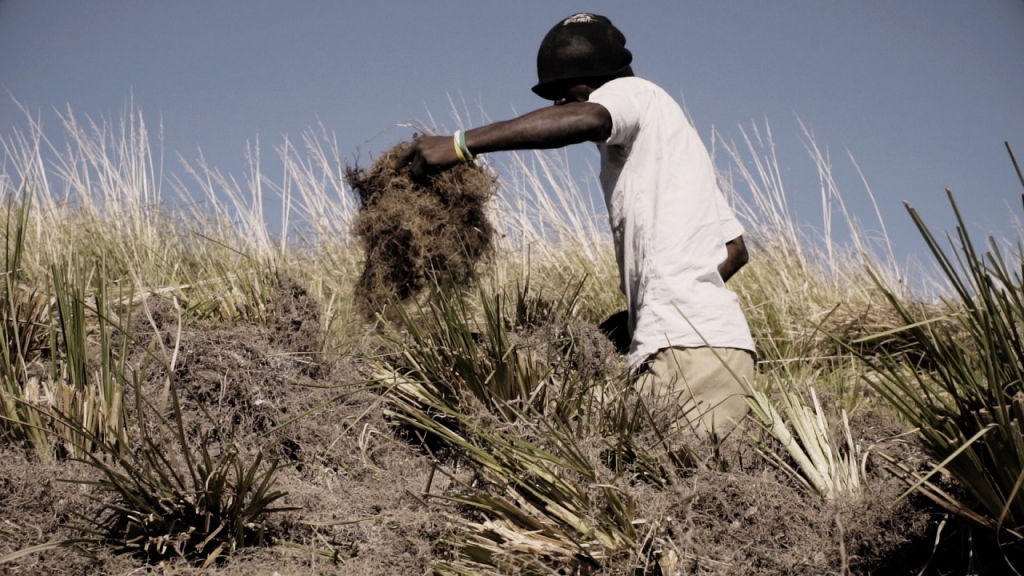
[715,188,745,241]
[587,79,643,146]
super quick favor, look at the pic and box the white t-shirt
[587,76,755,366]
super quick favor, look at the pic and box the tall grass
[0,186,51,455]
[3,104,903,363]
[1,105,364,327]
[715,123,909,369]
[1,106,321,563]
[1,103,964,569]
[853,161,1024,541]
[67,336,296,564]
[379,281,659,573]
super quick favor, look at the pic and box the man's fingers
[393,137,440,183]
[394,142,417,173]
[410,154,433,183]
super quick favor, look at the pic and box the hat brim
[531,65,633,100]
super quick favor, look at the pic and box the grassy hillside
[0,108,1020,574]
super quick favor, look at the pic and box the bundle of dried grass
[345,142,497,315]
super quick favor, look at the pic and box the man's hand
[395,135,460,181]
[598,309,631,355]
[718,236,748,282]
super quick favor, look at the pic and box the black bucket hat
[532,13,632,100]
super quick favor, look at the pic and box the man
[397,13,755,438]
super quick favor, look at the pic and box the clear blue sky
[1,1,1022,270]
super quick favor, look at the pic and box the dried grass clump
[346,143,496,315]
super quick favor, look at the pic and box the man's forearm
[396,101,612,181]
[464,102,611,154]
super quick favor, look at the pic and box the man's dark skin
[397,77,748,350]
[398,84,611,178]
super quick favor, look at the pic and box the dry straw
[345,142,497,315]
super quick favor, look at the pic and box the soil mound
[167,276,326,439]
[346,143,496,315]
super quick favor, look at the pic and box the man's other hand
[598,310,631,355]
[718,236,748,283]
[395,135,460,181]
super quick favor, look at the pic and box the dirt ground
[0,277,1015,575]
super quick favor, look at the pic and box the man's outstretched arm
[718,236,748,283]
[396,102,611,180]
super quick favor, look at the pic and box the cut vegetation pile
[346,142,496,315]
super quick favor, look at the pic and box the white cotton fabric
[587,76,755,366]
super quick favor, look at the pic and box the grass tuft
[854,180,1024,539]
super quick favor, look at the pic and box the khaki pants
[637,347,754,439]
